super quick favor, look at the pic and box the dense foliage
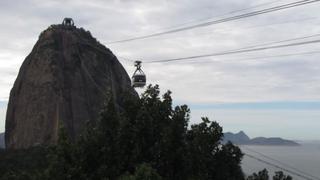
[44,85,245,179]
[0,147,49,179]
[247,169,292,180]
[0,85,293,180]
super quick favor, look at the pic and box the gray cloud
[1,0,320,139]
[0,0,320,104]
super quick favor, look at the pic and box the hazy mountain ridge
[223,131,299,146]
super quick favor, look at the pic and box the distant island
[223,131,299,146]
[0,131,300,148]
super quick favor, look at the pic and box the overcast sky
[0,0,320,140]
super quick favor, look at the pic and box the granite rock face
[5,25,136,149]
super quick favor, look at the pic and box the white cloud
[1,0,320,103]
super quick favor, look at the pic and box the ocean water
[240,143,320,179]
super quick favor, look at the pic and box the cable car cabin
[132,74,146,88]
[132,61,146,88]
[62,18,75,26]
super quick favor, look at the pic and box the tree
[76,99,123,179]
[247,169,294,180]
[0,85,247,180]
[119,163,162,180]
[45,126,80,180]
[273,171,292,180]
[186,117,244,180]
[157,104,190,179]
[247,169,269,180]
[0,147,48,180]
[213,142,244,180]
[132,163,162,180]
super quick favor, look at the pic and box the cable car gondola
[132,61,146,88]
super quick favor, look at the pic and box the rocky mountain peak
[5,23,137,149]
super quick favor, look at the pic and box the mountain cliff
[223,131,299,146]
[5,24,137,149]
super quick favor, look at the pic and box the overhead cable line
[243,146,320,180]
[157,0,285,31]
[117,33,320,63]
[183,50,320,64]
[118,50,320,64]
[220,33,320,52]
[145,38,320,63]
[151,17,318,41]
[245,153,314,180]
[108,0,320,44]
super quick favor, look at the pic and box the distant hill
[224,131,250,144]
[223,131,299,146]
[0,133,4,148]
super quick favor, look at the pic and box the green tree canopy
[247,169,293,180]
[1,85,247,180]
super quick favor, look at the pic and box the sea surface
[240,143,320,180]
